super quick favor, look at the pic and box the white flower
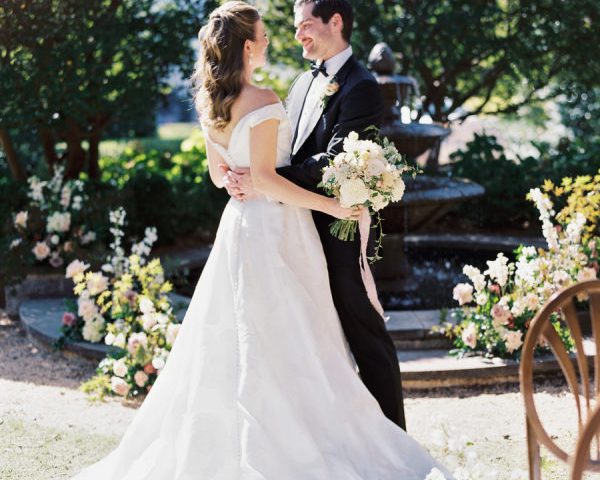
[66,259,90,279]
[339,178,369,208]
[484,253,510,287]
[82,316,104,343]
[72,195,83,210]
[104,332,116,346]
[50,234,59,245]
[110,376,130,396]
[32,242,51,261]
[86,272,109,296]
[127,332,148,354]
[578,267,597,282]
[141,314,157,331]
[139,296,155,315]
[81,230,96,245]
[113,332,127,349]
[166,323,180,346]
[390,178,406,202]
[144,227,158,245]
[47,212,71,233]
[370,192,388,212]
[78,298,98,322]
[475,293,488,306]
[461,323,478,349]
[155,312,169,325]
[525,293,540,311]
[491,303,511,326]
[152,356,166,370]
[10,238,22,249]
[503,330,523,353]
[60,185,72,208]
[113,359,128,377]
[453,283,474,306]
[425,468,447,480]
[463,265,486,293]
[134,370,149,387]
[14,211,28,229]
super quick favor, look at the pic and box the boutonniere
[319,76,340,109]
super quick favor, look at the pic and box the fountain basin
[381,122,451,158]
[382,175,485,232]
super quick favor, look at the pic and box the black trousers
[312,211,407,430]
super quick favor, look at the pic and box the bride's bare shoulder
[239,86,280,111]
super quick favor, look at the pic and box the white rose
[10,238,22,249]
[47,212,71,233]
[66,259,90,279]
[32,242,50,261]
[78,298,98,322]
[339,178,369,208]
[50,235,59,245]
[139,296,155,315]
[86,272,109,296]
[578,267,597,282]
[365,157,387,178]
[113,332,127,349]
[461,323,478,349]
[104,332,116,346]
[113,359,128,377]
[452,283,473,306]
[166,323,180,346]
[525,293,540,311]
[134,370,149,387]
[390,178,406,202]
[110,376,130,396]
[14,211,28,229]
[370,192,388,212]
[152,356,166,370]
[81,231,96,245]
[503,330,523,353]
[82,319,104,343]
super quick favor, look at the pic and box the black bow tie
[310,61,328,78]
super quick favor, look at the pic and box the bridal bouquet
[319,130,415,257]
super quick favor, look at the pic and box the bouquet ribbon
[358,209,385,319]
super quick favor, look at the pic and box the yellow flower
[542,179,554,192]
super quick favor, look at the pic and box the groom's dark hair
[294,0,354,43]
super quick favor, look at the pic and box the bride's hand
[326,199,363,221]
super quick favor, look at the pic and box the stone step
[19,297,581,390]
[386,310,454,350]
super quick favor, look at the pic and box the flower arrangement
[436,177,599,359]
[319,130,416,258]
[60,207,180,399]
[5,167,98,281]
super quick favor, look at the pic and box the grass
[0,415,119,480]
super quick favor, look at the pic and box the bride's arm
[250,119,357,220]
[205,140,226,189]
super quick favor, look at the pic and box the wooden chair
[520,279,600,479]
[571,403,600,479]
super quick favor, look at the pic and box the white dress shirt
[293,46,353,153]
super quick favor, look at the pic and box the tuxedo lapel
[292,56,357,155]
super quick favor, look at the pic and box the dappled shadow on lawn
[0,311,97,389]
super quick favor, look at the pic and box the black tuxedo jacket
[277,55,384,267]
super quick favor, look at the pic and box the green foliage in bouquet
[435,176,600,360]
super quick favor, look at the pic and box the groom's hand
[227,168,259,200]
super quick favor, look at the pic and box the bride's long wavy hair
[192,1,260,130]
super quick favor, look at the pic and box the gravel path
[0,310,595,479]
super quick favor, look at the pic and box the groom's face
[294,3,336,61]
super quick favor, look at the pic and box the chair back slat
[562,297,590,418]
[521,279,600,479]
[571,404,600,479]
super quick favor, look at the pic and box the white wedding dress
[72,102,451,480]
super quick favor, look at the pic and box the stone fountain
[368,43,485,294]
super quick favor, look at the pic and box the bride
[72,2,451,479]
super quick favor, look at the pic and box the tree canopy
[262,0,600,123]
[0,0,206,180]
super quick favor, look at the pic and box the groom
[223,0,406,430]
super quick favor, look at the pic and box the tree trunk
[0,127,27,181]
[88,132,101,180]
[62,119,86,179]
[38,127,59,167]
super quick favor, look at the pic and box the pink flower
[110,376,130,397]
[134,370,149,387]
[488,284,501,296]
[491,303,512,325]
[127,332,148,355]
[32,241,50,261]
[62,312,76,327]
[453,283,474,306]
[49,253,64,268]
[461,323,478,349]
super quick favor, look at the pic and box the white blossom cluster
[10,167,94,268]
[321,131,409,211]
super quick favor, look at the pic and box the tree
[0,0,206,180]
[262,0,600,124]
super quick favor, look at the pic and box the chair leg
[527,418,542,480]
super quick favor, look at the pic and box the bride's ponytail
[192,1,260,130]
